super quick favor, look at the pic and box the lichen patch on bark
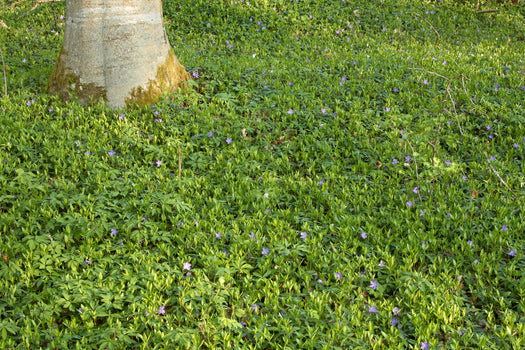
[125,50,189,107]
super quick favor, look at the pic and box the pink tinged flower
[370,280,379,290]
[392,307,400,315]
[378,260,385,267]
[119,113,125,120]
[413,187,418,194]
[361,232,367,239]
[215,232,222,239]
[262,247,269,255]
[421,341,430,350]
[158,305,165,315]
[300,232,307,239]
[263,193,269,198]
[183,262,191,271]
[368,305,377,313]
[507,249,516,257]
[226,138,232,144]
[156,160,162,167]
[321,108,326,114]
[385,107,391,112]
[111,229,117,236]
[407,200,413,208]
[287,109,294,114]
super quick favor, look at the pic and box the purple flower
[368,305,377,313]
[192,71,199,79]
[423,79,429,85]
[119,113,125,120]
[487,125,491,130]
[445,159,451,166]
[300,232,307,239]
[183,262,191,271]
[287,109,294,114]
[262,247,270,255]
[507,249,516,257]
[226,138,232,144]
[208,131,214,137]
[370,280,379,290]
[361,232,367,239]
[405,155,411,163]
[288,81,293,86]
[84,258,91,265]
[321,108,326,114]
[501,225,508,231]
[490,155,496,161]
[392,158,398,165]
[392,307,400,315]
[335,272,342,281]
[215,232,222,239]
[420,210,425,217]
[413,187,418,194]
[319,179,325,186]
[108,150,116,156]
[385,107,391,112]
[393,87,399,92]
[156,160,162,167]
[421,341,430,350]
[252,304,259,311]
[158,305,165,315]
[407,200,413,208]
[495,83,499,92]
[467,240,474,248]
[78,308,83,314]
[391,317,399,326]
[249,233,256,241]
[378,260,385,267]
[462,175,467,181]
[75,140,81,147]
[111,229,117,236]
[513,143,519,149]
[474,259,480,264]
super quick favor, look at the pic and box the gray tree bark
[48,0,189,109]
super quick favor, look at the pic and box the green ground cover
[0,0,524,348]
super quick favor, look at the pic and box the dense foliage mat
[0,0,524,348]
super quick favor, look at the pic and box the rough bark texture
[48,0,189,109]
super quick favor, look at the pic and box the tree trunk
[48,0,189,109]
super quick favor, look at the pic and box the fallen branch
[0,20,9,29]
[445,82,465,136]
[407,67,449,81]
[16,0,63,19]
[414,13,441,42]
[484,152,519,198]
[477,9,498,14]
[0,46,7,97]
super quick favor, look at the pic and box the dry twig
[484,152,519,198]
[0,47,7,97]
